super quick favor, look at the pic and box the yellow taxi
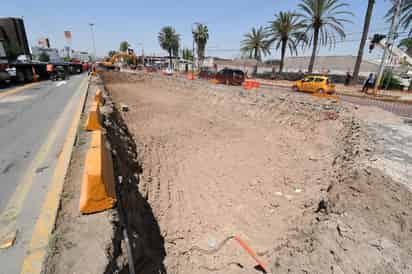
[292,75,336,94]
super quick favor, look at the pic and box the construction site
[38,69,411,274]
[2,1,412,274]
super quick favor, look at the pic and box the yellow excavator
[100,53,138,70]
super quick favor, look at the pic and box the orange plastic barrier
[79,130,117,214]
[85,102,101,131]
[94,89,104,105]
[187,73,195,80]
[243,80,260,90]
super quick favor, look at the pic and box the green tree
[108,50,118,57]
[241,26,271,75]
[352,0,375,84]
[158,26,180,67]
[192,23,209,66]
[298,0,353,73]
[267,11,306,73]
[38,52,50,62]
[119,41,130,53]
[182,48,193,61]
[399,37,412,56]
[386,0,412,37]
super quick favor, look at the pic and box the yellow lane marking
[0,78,83,247]
[20,77,88,274]
[0,82,41,99]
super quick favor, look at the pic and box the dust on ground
[101,71,412,274]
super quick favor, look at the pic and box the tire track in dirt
[101,71,355,273]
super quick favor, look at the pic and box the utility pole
[373,0,402,93]
[191,22,201,75]
[89,23,96,61]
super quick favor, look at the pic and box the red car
[215,68,245,85]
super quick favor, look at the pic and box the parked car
[50,65,69,81]
[215,68,245,85]
[145,65,158,73]
[162,67,174,75]
[198,67,216,80]
[292,75,336,94]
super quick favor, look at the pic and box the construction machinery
[100,52,138,70]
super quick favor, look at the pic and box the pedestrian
[345,72,352,86]
[362,73,375,93]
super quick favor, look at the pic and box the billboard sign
[64,31,72,43]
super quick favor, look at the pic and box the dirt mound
[100,71,412,274]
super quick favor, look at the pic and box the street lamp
[89,23,96,61]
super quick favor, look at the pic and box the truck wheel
[24,68,33,82]
[16,70,25,83]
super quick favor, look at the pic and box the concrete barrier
[85,102,101,131]
[94,89,104,105]
[79,130,117,214]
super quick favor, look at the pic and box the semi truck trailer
[0,17,85,85]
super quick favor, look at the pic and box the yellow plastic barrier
[85,102,101,131]
[79,130,117,214]
[94,89,104,105]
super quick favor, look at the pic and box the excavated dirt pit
[100,71,412,274]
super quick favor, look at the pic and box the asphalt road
[0,74,88,274]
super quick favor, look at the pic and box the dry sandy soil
[100,71,412,274]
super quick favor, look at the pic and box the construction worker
[362,73,375,94]
[345,72,352,86]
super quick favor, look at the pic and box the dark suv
[198,67,216,80]
[215,68,245,85]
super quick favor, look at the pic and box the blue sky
[2,0,399,60]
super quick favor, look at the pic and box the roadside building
[71,51,92,62]
[31,46,62,63]
[282,55,380,76]
[202,57,274,75]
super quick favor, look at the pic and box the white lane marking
[56,81,67,87]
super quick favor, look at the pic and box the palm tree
[386,0,412,37]
[108,50,118,57]
[192,24,209,67]
[241,26,271,75]
[119,41,130,53]
[158,26,180,68]
[267,11,306,73]
[182,48,193,61]
[352,0,375,84]
[399,37,412,56]
[298,0,353,73]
